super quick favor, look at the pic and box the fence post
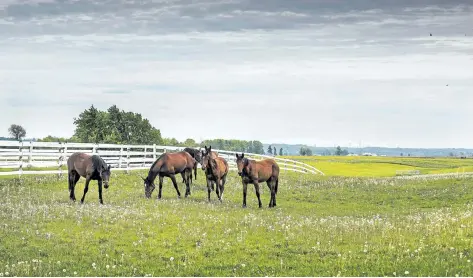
[18,141,24,177]
[126,146,130,174]
[118,147,123,169]
[28,141,33,166]
[153,144,156,161]
[143,146,147,167]
[92,144,97,155]
[57,142,65,179]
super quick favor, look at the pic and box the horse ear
[241,153,244,158]
[108,165,111,171]
[235,153,239,159]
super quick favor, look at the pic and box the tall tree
[267,145,273,155]
[335,146,343,156]
[8,124,26,141]
[273,146,276,156]
[279,148,283,156]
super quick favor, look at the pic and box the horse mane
[91,155,108,171]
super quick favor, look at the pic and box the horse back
[67,152,93,177]
[158,152,194,174]
[255,159,279,182]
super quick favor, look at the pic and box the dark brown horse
[142,151,196,199]
[201,145,219,191]
[201,150,229,202]
[182,147,203,184]
[235,153,280,208]
[67,152,111,204]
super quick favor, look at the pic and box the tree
[73,105,163,144]
[279,148,283,156]
[273,146,276,156]
[267,145,273,155]
[183,138,197,147]
[335,146,343,156]
[8,124,26,141]
[299,146,312,156]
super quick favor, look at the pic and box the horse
[201,150,228,202]
[182,147,203,184]
[67,152,111,204]
[235,153,280,208]
[142,151,196,199]
[201,145,219,191]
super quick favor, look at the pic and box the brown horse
[201,151,229,202]
[235,153,280,208]
[182,147,203,184]
[142,151,196,199]
[67,152,111,204]
[201,145,219,191]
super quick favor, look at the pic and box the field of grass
[286,156,473,177]
[1,164,473,276]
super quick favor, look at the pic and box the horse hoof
[242,205,246,208]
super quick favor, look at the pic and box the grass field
[1,157,473,276]
[287,156,473,177]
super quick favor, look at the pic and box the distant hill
[264,143,473,157]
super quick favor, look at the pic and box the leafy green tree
[273,147,276,156]
[183,138,198,147]
[279,148,283,156]
[8,124,26,141]
[299,146,312,156]
[73,105,162,144]
[267,145,273,155]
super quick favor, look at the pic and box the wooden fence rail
[0,141,324,176]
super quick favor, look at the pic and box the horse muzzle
[104,183,109,189]
[238,172,242,176]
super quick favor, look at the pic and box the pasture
[1,156,473,276]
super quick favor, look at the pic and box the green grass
[285,156,473,177]
[1,169,473,276]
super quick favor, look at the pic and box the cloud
[0,0,472,147]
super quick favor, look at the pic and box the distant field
[285,156,473,177]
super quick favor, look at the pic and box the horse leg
[206,177,212,202]
[80,174,92,204]
[253,181,262,208]
[220,175,227,202]
[98,179,104,205]
[68,172,75,201]
[71,173,80,201]
[184,171,191,198]
[266,181,274,208]
[242,181,248,208]
[194,164,197,181]
[169,174,181,198]
[158,175,164,199]
[215,179,220,201]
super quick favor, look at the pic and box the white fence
[0,141,324,176]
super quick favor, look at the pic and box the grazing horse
[142,151,196,199]
[201,151,229,202]
[235,153,280,208]
[67,152,111,204]
[182,147,203,184]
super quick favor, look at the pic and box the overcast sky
[1,0,472,148]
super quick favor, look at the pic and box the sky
[0,0,472,148]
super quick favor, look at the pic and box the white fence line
[0,141,324,176]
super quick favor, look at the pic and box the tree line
[6,105,266,154]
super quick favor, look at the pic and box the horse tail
[275,177,279,194]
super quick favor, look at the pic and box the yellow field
[285,155,473,177]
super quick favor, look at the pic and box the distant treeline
[16,105,266,154]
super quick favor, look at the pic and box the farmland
[1,156,473,276]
